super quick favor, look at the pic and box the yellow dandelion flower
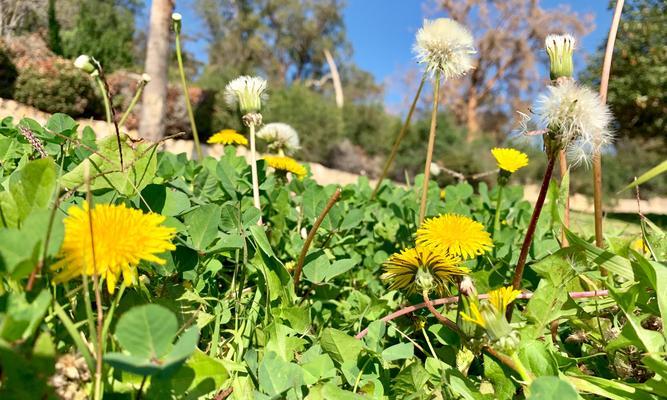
[263,155,307,178]
[207,129,248,146]
[487,286,521,315]
[416,214,493,259]
[381,246,469,296]
[460,286,521,329]
[52,202,176,293]
[491,148,529,173]
[630,237,649,254]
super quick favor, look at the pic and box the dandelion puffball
[224,76,268,115]
[533,80,613,166]
[256,122,300,155]
[414,18,476,79]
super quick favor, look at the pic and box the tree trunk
[465,95,480,142]
[139,0,173,142]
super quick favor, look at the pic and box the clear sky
[163,0,613,105]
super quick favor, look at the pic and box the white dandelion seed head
[545,34,576,53]
[533,80,613,166]
[140,73,151,83]
[171,13,182,22]
[413,18,476,79]
[224,76,268,115]
[256,122,300,155]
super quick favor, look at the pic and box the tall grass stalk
[372,73,426,199]
[593,0,624,251]
[174,18,203,160]
[418,72,441,224]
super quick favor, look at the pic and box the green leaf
[0,290,51,341]
[184,204,221,251]
[303,252,330,284]
[45,113,77,135]
[149,349,229,400]
[249,225,276,258]
[620,160,667,192]
[528,376,578,400]
[518,340,558,377]
[381,343,414,362]
[320,328,363,364]
[565,229,634,280]
[258,351,304,397]
[114,304,178,359]
[301,353,336,385]
[326,259,356,281]
[9,158,57,221]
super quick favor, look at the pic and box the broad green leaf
[45,113,77,136]
[303,252,330,284]
[320,328,363,364]
[301,353,336,385]
[518,340,558,377]
[258,351,304,397]
[326,259,356,280]
[249,224,276,258]
[0,290,51,341]
[114,304,178,359]
[528,376,577,400]
[184,204,221,251]
[9,158,56,221]
[381,343,414,362]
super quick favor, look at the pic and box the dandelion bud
[459,276,476,297]
[430,162,441,176]
[74,55,96,74]
[545,34,576,80]
[140,73,151,83]
[415,268,435,293]
[172,12,182,33]
[225,75,268,116]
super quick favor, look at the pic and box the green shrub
[13,58,101,118]
[0,46,18,99]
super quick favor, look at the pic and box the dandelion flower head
[414,18,476,78]
[263,155,307,178]
[533,80,613,166]
[491,148,529,173]
[416,213,493,259]
[224,76,268,114]
[52,202,176,293]
[207,129,248,146]
[460,286,521,329]
[257,123,300,155]
[381,246,469,296]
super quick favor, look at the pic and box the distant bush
[13,58,101,118]
[0,46,18,99]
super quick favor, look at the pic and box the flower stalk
[372,73,426,199]
[419,71,441,224]
[119,74,150,128]
[246,116,262,223]
[493,183,504,236]
[173,13,203,160]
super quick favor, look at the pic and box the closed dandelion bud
[459,276,476,297]
[141,73,151,84]
[545,34,576,80]
[480,303,512,342]
[172,12,182,33]
[73,55,96,74]
[495,330,520,355]
[225,76,268,116]
[430,162,441,176]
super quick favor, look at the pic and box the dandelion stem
[508,155,556,318]
[294,187,342,290]
[174,20,203,160]
[422,290,463,336]
[493,184,504,237]
[372,73,426,199]
[95,76,112,127]
[419,72,441,224]
[94,65,124,171]
[248,122,262,224]
[594,0,624,255]
[421,327,439,360]
[119,80,147,128]
[558,150,570,246]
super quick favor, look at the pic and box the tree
[61,0,138,71]
[195,0,350,85]
[47,0,63,55]
[0,0,45,38]
[139,0,173,142]
[434,0,591,141]
[584,0,666,147]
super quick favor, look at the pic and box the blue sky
[158,0,612,105]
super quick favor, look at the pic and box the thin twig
[293,187,342,290]
[354,290,609,339]
[422,290,463,336]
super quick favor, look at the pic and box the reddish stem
[354,289,608,339]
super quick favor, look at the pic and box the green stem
[95,76,112,126]
[248,122,262,224]
[352,357,372,393]
[102,283,125,352]
[421,327,439,360]
[418,71,441,224]
[82,275,98,346]
[493,184,504,236]
[174,22,203,160]
[510,352,533,386]
[119,81,146,127]
[372,73,426,199]
[53,301,95,370]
